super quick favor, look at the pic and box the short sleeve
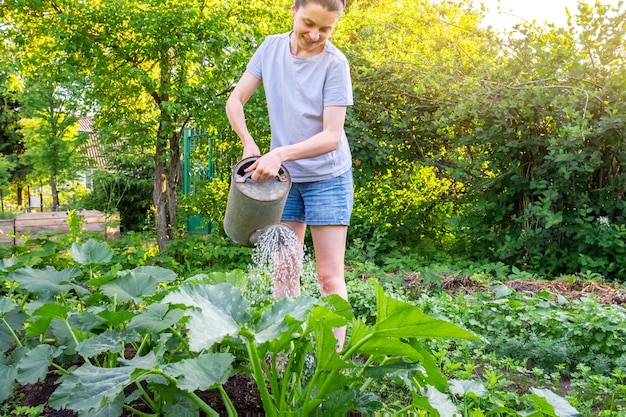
[246,39,267,80]
[323,57,353,107]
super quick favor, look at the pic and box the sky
[473,0,623,31]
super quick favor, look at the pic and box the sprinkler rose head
[249,223,295,247]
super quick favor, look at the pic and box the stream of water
[250,224,316,297]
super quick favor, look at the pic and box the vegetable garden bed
[2,237,625,416]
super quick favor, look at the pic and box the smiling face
[290,2,342,57]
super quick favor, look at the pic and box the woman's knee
[316,272,347,298]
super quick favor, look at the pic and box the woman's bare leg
[310,224,348,350]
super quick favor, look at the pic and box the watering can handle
[235,170,288,183]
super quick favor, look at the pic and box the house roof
[78,117,108,168]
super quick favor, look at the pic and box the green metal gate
[182,127,214,233]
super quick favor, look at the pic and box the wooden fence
[0,210,120,246]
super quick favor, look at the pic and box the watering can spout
[223,157,292,247]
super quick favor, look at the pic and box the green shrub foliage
[333,2,626,278]
[453,6,626,278]
[81,162,153,233]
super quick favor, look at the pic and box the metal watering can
[223,157,292,247]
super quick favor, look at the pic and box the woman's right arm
[225,70,263,158]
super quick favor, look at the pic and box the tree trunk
[154,143,168,254]
[153,47,175,251]
[16,185,23,207]
[167,130,181,237]
[50,175,59,211]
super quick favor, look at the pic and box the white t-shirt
[247,32,353,182]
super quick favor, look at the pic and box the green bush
[81,166,153,233]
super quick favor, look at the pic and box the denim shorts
[281,169,354,226]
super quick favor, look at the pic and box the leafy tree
[333,0,497,258]
[3,0,291,252]
[18,77,88,211]
[0,91,24,210]
[331,0,626,278]
[432,2,626,277]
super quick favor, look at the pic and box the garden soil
[5,274,625,416]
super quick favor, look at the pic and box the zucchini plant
[1,238,584,416]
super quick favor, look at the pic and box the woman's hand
[242,143,261,160]
[245,148,284,181]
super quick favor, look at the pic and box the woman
[226,0,352,348]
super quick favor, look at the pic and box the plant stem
[184,390,220,417]
[218,385,237,417]
[121,404,157,417]
[245,340,278,417]
[358,356,378,391]
[134,381,158,412]
[156,371,221,417]
[136,334,150,356]
[169,326,191,353]
[292,327,377,412]
[50,362,69,375]
[63,319,81,348]
[1,317,23,347]
[394,404,418,415]
[341,332,373,360]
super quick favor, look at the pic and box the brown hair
[293,0,346,12]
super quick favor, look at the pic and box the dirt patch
[436,275,626,307]
[8,372,262,417]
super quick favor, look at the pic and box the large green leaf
[68,310,105,333]
[100,266,178,303]
[0,298,18,316]
[0,257,20,272]
[32,303,70,320]
[408,339,449,392]
[323,293,355,322]
[49,362,133,414]
[88,395,124,417]
[355,336,425,360]
[310,306,353,370]
[119,351,158,370]
[322,389,382,415]
[0,351,19,403]
[373,281,479,340]
[96,309,137,328]
[253,296,318,344]
[163,394,200,417]
[527,388,581,417]
[449,379,488,398]
[185,270,249,290]
[76,329,140,358]
[127,303,185,333]
[164,352,234,392]
[16,344,55,385]
[100,271,160,303]
[161,284,249,351]
[69,239,113,265]
[133,266,178,283]
[23,316,52,339]
[9,266,80,297]
[419,386,459,416]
